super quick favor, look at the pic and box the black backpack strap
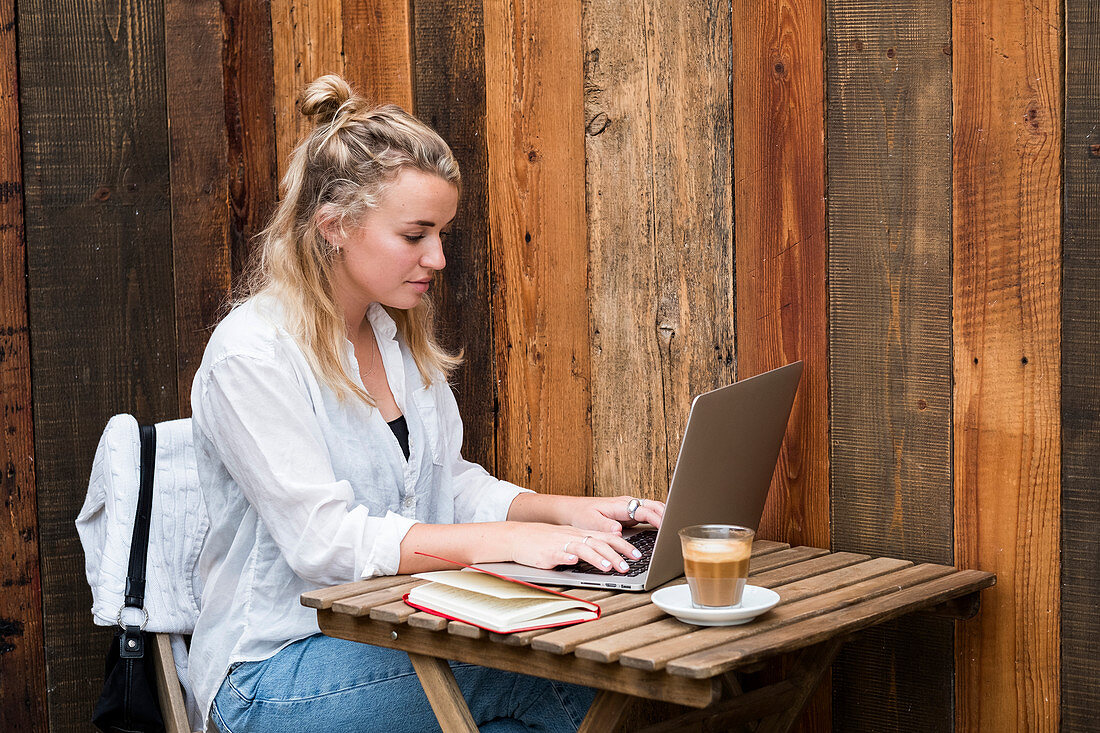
[119,423,155,659]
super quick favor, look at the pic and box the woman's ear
[315,207,344,248]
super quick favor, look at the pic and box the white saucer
[650,584,780,626]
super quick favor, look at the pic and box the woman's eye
[404,234,425,242]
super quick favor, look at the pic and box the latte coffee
[678,525,755,607]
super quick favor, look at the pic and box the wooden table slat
[666,569,996,678]
[301,575,415,609]
[370,598,419,623]
[330,580,423,617]
[750,540,790,556]
[576,617,690,662]
[748,551,870,587]
[748,546,831,574]
[577,557,910,665]
[532,604,671,654]
[407,611,450,631]
[448,620,486,639]
[620,562,947,671]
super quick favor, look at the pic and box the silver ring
[563,541,572,553]
[582,536,592,545]
[627,498,641,521]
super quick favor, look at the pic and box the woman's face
[326,168,459,312]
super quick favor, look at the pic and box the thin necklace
[359,328,378,380]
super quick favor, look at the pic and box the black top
[387,415,410,460]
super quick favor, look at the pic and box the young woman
[188,74,665,732]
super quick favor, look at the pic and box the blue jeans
[210,633,596,733]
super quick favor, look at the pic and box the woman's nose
[422,238,446,270]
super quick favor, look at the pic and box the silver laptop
[474,361,804,591]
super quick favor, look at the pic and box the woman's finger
[578,534,635,572]
[640,499,665,528]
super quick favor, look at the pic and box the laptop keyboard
[553,529,658,577]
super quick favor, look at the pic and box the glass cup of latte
[678,524,755,608]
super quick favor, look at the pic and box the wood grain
[222,0,279,279]
[823,3,955,730]
[151,633,190,733]
[414,0,496,469]
[1062,1,1100,729]
[583,0,734,502]
[300,574,415,609]
[732,0,829,551]
[669,569,994,678]
[17,0,179,727]
[342,0,414,110]
[952,0,1062,729]
[407,653,479,733]
[270,0,343,177]
[0,0,47,728]
[619,561,932,672]
[319,608,722,708]
[484,0,590,495]
[166,0,232,416]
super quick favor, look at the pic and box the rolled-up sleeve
[195,354,417,582]
[436,382,533,524]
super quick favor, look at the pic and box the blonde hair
[240,74,462,403]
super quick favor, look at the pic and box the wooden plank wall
[0,0,47,729]
[583,0,734,502]
[413,0,497,469]
[952,0,1062,729]
[4,1,1091,730]
[484,0,591,496]
[825,2,955,730]
[18,0,180,728]
[1062,1,1100,729]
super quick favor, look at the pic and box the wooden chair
[150,632,193,733]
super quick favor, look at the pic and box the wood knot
[586,112,609,136]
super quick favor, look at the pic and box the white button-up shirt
[187,295,530,726]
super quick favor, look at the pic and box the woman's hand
[505,522,644,572]
[508,492,666,535]
[565,495,666,534]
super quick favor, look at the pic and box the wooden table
[301,541,994,732]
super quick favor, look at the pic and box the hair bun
[300,74,361,126]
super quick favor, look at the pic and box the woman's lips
[408,280,431,293]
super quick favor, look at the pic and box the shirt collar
[366,303,398,342]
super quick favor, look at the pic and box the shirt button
[403,496,415,508]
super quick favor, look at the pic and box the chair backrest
[151,633,192,733]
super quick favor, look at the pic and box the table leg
[407,652,478,733]
[754,637,845,733]
[577,690,631,733]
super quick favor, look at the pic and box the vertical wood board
[343,0,415,110]
[583,0,734,502]
[952,0,1061,729]
[824,2,955,730]
[732,0,830,551]
[17,0,180,727]
[484,0,591,495]
[0,0,48,729]
[166,0,232,416]
[1061,1,1100,729]
[222,0,279,279]
[270,0,343,178]
[414,0,496,469]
